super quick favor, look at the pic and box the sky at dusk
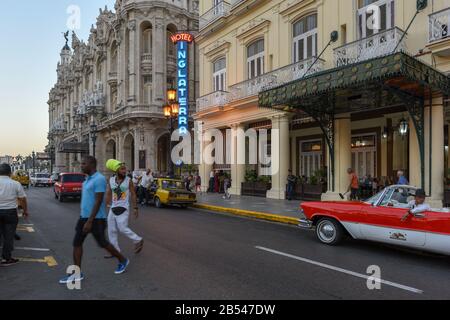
[0,0,115,157]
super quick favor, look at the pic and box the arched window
[110,42,118,74]
[293,14,317,63]
[143,75,153,104]
[247,39,264,79]
[143,27,152,54]
[213,58,226,91]
[167,30,176,56]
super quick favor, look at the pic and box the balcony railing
[334,27,406,67]
[199,1,230,31]
[196,57,323,112]
[197,91,232,112]
[429,8,450,43]
[141,53,152,62]
[104,105,161,123]
[230,56,323,102]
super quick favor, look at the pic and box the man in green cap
[105,159,144,256]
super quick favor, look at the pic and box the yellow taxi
[12,170,30,189]
[149,179,196,208]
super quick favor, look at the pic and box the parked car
[30,173,52,187]
[11,170,30,189]
[148,179,197,208]
[54,173,86,202]
[299,185,450,256]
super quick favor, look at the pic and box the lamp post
[32,151,36,175]
[164,89,179,176]
[90,121,98,158]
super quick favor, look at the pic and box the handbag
[111,207,127,216]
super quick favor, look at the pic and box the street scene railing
[334,27,406,67]
[429,8,450,43]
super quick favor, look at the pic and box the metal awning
[258,52,450,191]
[59,142,89,154]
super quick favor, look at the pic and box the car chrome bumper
[298,218,313,229]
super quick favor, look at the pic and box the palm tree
[15,154,23,164]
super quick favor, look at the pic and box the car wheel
[154,197,163,208]
[316,218,344,245]
[180,204,188,209]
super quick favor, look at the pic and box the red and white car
[299,185,450,255]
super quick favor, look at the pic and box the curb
[193,203,300,226]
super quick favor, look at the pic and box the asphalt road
[1,187,450,300]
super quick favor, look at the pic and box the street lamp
[398,118,408,137]
[90,121,98,158]
[32,151,36,175]
[164,89,180,176]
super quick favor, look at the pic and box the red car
[53,173,86,202]
[299,185,450,256]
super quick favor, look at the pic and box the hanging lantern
[163,104,172,117]
[171,102,180,116]
[398,118,408,136]
[167,88,177,102]
[382,126,388,139]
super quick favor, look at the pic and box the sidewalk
[194,193,304,226]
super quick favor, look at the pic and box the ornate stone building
[47,0,199,174]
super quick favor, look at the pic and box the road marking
[255,246,424,294]
[13,247,50,252]
[16,226,35,233]
[17,256,58,267]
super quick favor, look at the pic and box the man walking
[59,156,129,284]
[105,160,144,255]
[138,169,152,206]
[0,163,28,267]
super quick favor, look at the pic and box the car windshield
[364,190,384,205]
[161,180,183,190]
[62,175,85,183]
[36,174,50,178]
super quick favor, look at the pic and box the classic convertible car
[299,185,450,255]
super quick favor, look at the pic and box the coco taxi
[299,185,450,255]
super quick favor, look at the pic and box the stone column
[229,123,246,196]
[128,20,137,104]
[425,97,445,207]
[409,118,422,188]
[322,115,351,201]
[153,17,166,103]
[267,115,290,200]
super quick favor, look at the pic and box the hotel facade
[47,0,199,175]
[196,0,450,206]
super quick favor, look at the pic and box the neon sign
[172,33,194,136]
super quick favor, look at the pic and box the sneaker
[114,259,130,275]
[0,258,19,267]
[59,273,85,284]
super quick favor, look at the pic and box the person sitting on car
[401,189,430,221]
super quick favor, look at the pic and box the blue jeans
[287,184,295,200]
[0,209,18,260]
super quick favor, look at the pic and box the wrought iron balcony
[199,1,230,31]
[229,56,324,102]
[333,27,406,67]
[197,91,232,112]
[429,8,450,43]
[75,84,106,117]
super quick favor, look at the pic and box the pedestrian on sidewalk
[59,156,129,285]
[214,171,220,193]
[223,174,231,199]
[105,160,144,256]
[0,163,29,267]
[138,169,152,206]
[347,168,359,201]
[195,173,202,194]
[397,170,409,185]
[286,170,297,201]
[208,170,215,193]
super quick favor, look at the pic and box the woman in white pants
[105,160,144,255]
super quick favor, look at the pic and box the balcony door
[358,0,395,38]
[293,14,318,63]
[213,58,226,92]
[247,39,265,80]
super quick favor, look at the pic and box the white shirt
[140,174,151,188]
[210,171,215,179]
[407,200,430,215]
[0,176,26,210]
